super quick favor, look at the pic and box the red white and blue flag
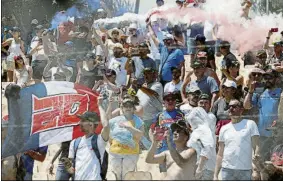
[2,81,101,158]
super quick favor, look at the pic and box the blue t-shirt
[190,76,219,97]
[159,43,184,82]
[21,146,48,174]
[152,109,185,154]
[252,88,282,137]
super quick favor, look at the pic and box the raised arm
[145,129,166,164]
[214,142,224,180]
[166,131,196,167]
[98,95,110,142]
[147,23,160,47]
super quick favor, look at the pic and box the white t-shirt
[219,119,259,170]
[50,67,73,82]
[107,57,127,87]
[203,21,215,41]
[180,103,194,115]
[30,36,48,61]
[164,81,183,93]
[69,135,107,180]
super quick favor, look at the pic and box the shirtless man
[146,120,197,180]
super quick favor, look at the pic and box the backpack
[73,135,108,180]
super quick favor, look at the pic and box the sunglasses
[112,31,119,35]
[228,104,241,109]
[252,73,262,77]
[263,75,274,80]
[165,97,175,102]
[122,103,134,108]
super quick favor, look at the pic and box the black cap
[219,40,230,48]
[77,111,100,123]
[11,27,21,32]
[171,66,181,72]
[35,25,44,30]
[191,61,205,69]
[105,69,116,76]
[195,34,206,42]
[230,60,240,67]
[163,92,175,99]
[170,120,190,135]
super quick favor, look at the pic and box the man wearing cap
[150,92,185,158]
[146,120,197,180]
[244,68,282,165]
[148,25,185,86]
[189,61,219,107]
[254,49,268,70]
[126,23,143,47]
[68,96,109,180]
[136,67,163,139]
[219,40,238,79]
[156,0,164,7]
[196,51,220,86]
[180,85,201,115]
[214,99,260,180]
[195,34,216,71]
[164,67,183,93]
[198,93,216,133]
[43,54,73,82]
[107,43,128,87]
[29,25,48,83]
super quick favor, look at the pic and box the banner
[2,81,102,158]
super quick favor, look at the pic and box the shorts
[31,60,47,80]
[6,61,15,71]
[221,168,252,180]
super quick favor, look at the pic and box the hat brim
[108,28,123,39]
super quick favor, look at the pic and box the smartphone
[270,28,278,33]
[155,127,166,141]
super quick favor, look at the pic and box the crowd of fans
[1,0,283,181]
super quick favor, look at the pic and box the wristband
[266,37,270,39]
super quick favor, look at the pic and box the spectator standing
[13,55,32,87]
[212,80,237,135]
[180,85,201,115]
[164,67,183,93]
[136,67,163,139]
[48,142,71,180]
[126,23,143,47]
[19,146,48,180]
[148,24,185,86]
[107,98,144,180]
[214,99,260,181]
[29,25,48,83]
[219,41,238,79]
[189,61,219,106]
[146,120,197,180]
[68,97,110,180]
[2,27,25,82]
[107,43,128,87]
[244,69,282,162]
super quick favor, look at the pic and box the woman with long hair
[1,27,26,82]
[13,55,32,87]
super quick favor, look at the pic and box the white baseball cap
[31,19,38,25]
[129,23,138,30]
[162,33,174,40]
[223,80,237,89]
